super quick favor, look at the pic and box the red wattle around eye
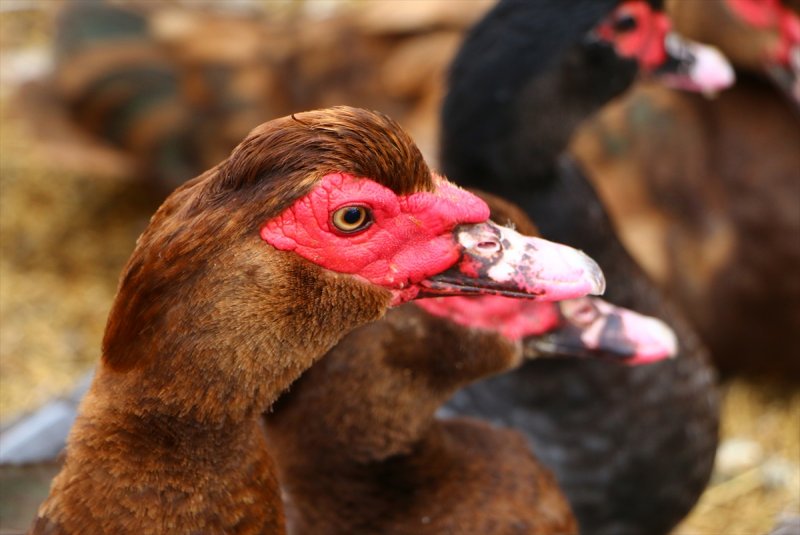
[260,173,489,292]
[595,1,669,70]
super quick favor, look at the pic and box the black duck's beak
[420,221,605,302]
[525,297,677,365]
[652,33,735,95]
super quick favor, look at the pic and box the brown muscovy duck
[29,107,606,534]
[440,1,726,534]
[573,0,800,380]
[265,196,678,535]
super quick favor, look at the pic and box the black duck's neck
[522,158,627,264]
[442,0,636,195]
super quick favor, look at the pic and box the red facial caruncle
[593,0,735,93]
[416,296,561,342]
[261,173,488,303]
[594,0,670,70]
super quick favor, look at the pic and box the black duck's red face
[592,0,735,93]
[261,173,605,305]
[416,294,677,365]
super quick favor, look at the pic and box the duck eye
[331,206,372,234]
[613,13,638,32]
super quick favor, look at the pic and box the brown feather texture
[265,305,577,535]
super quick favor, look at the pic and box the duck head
[441,0,733,195]
[668,0,799,105]
[727,0,799,103]
[101,107,603,418]
[591,0,735,93]
[260,171,604,306]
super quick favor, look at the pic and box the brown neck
[264,305,522,534]
[102,232,392,424]
[266,304,521,468]
[35,378,287,534]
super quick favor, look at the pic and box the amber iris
[331,206,372,233]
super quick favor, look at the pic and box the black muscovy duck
[440,1,728,534]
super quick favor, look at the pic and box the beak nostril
[476,240,501,252]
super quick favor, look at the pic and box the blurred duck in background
[47,0,490,194]
[439,1,733,534]
[572,0,800,381]
[51,1,292,192]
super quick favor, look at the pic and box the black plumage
[440,2,719,534]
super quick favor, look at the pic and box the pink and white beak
[420,220,605,302]
[526,296,678,365]
[650,32,736,94]
[653,33,735,94]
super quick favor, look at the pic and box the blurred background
[0,0,798,533]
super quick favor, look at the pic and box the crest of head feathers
[189,106,433,227]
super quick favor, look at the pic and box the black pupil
[614,14,637,32]
[343,207,363,225]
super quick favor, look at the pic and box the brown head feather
[102,106,423,379]
[188,106,433,229]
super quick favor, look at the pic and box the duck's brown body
[265,304,576,535]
